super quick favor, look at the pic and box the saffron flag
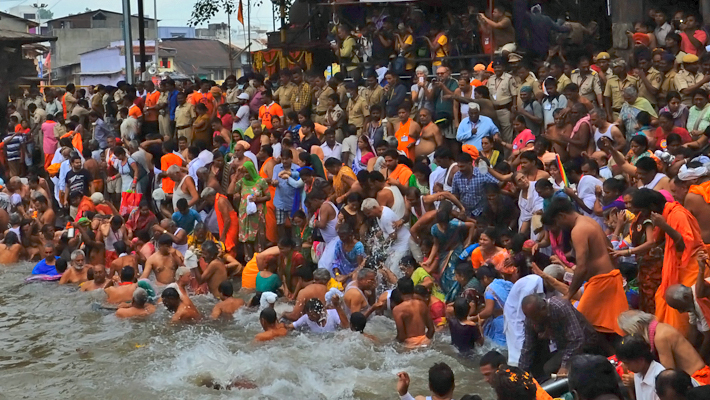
[237,0,244,25]
[45,51,51,72]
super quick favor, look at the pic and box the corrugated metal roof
[0,29,57,43]
[160,38,235,75]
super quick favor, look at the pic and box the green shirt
[412,267,445,302]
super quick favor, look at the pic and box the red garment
[430,300,446,326]
[220,113,233,130]
[680,30,708,55]
[654,126,691,150]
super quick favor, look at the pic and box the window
[160,57,170,68]
[24,13,36,20]
[170,33,186,38]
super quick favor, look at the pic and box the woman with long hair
[352,135,377,174]
[475,263,513,346]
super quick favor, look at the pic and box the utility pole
[247,0,251,64]
[154,0,159,76]
[122,0,135,84]
[138,0,147,79]
[228,13,233,76]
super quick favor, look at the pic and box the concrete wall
[159,26,195,39]
[80,73,125,86]
[50,26,157,70]
[0,15,31,32]
[81,47,122,73]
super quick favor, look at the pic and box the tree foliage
[37,8,53,20]
[189,0,236,27]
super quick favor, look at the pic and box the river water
[0,262,495,400]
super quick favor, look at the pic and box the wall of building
[158,26,195,39]
[80,73,125,86]
[80,47,122,73]
[0,15,32,32]
[50,26,157,71]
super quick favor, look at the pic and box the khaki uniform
[346,95,370,132]
[556,74,572,93]
[486,72,517,142]
[674,70,705,106]
[515,72,542,110]
[314,86,335,125]
[637,68,663,107]
[659,70,678,106]
[274,82,297,113]
[225,87,240,104]
[175,102,196,143]
[361,85,385,110]
[571,70,603,105]
[336,83,348,107]
[158,92,171,138]
[604,74,639,117]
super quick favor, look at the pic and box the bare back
[393,299,430,341]
[116,304,156,318]
[105,283,137,304]
[0,244,22,264]
[656,322,706,375]
[572,215,615,278]
[211,298,245,319]
[143,252,178,284]
[685,192,710,244]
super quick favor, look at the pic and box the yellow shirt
[486,72,517,106]
[362,85,385,109]
[556,74,572,93]
[659,70,677,104]
[338,36,360,72]
[433,34,448,67]
[175,103,196,128]
[637,67,662,106]
[571,70,603,104]
[346,95,370,129]
[604,74,639,110]
[674,69,705,106]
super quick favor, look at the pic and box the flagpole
[228,12,233,76]
[247,0,251,65]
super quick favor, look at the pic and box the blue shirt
[451,169,499,216]
[456,116,499,150]
[272,163,300,211]
[168,90,179,120]
[32,257,60,275]
[172,209,202,233]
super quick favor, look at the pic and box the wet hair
[492,366,536,400]
[397,276,414,295]
[434,146,454,160]
[219,280,234,297]
[260,307,277,324]
[55,258,68,273]
[428,362,455,397]
[568,354,623,399]
[120,266,135,282]
[413,285,430,299]
[158,234,173,246]
[202,240,218,256]
[453,297,471,320]
[162,287,180,300]
[655,369,693,399]
[111,215,123,226]
[304,298,324,313]
[350,312,367,332]
[114,240,127,255]
[4,231,19,246]
[312,268,331,284]
[615,334,654,363]
[636,111,652,127]
[480,350,507,368]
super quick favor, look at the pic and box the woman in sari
[330,225,366,283]
[230,160,271,256]
[470,227,513,276]
[479,136,500,167]
[610,189,664,314]
[659,91,688,128]
[422,201,476,295]
[408,162,431,195]
[475,263,513,346]
[352,135,377,174]
[125,200,157,237]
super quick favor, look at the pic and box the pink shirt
[512,129,535,151]
[680,30,707,55]
[41,121,58,154]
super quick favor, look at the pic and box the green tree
[37,8,53,20]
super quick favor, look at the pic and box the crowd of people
[6,2,710,399]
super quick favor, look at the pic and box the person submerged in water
[392,277,435,348]
[162,287,201,323]
[211,281,245,319]
[80,264,108,291]
[286,296,349,333]
[59,249,89,285]
[115,288,156,318]
[104,266,138,304]
[350,312,378,342]
[254,308,288,342]
[0,231,25,265]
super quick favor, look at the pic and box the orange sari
[215,193,239,253]
[259,157,278,244]
[655,202,705,335]
[387,164,413,187]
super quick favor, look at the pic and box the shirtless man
[344,268,376,315]
[162,287,201,323]
[0,232,25,265]
[141,234,182,284]
[80,264,108,291]
[281,268,330,321]
[115,288,156,318]
[683,176,710,244]
[195,240,228,299]
[104,266,138,304]
[155,219,189,256]
[174,266,196,306]
[415,109,443,160]
[618,310,710,384]
[545,197,628,337]
[211,281,245,319]
[59,249,89,284]
[489,150,550,183]
[109,241,139,279]
[34,195,56,227]
[254,308,288,342]
[392,277,434,348]
[548,103,591,160]
[544,109,572,161]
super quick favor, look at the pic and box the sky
[1,0,276,33]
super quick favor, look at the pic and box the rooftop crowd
[6,2,710,399]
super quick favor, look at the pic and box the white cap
[238,93,250,100]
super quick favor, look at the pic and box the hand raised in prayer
[396,372,411,396]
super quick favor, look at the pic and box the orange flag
[237,0,244,25]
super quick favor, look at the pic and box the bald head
[521,294,547,322]
[665,284,694,313]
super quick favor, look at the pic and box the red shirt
[654,126,691,150]
[220,113,233,130]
